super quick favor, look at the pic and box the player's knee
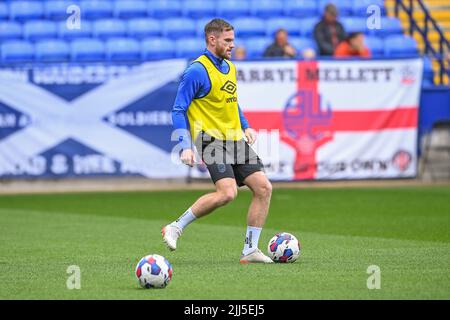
[217,188,237,206]
[255,180,272,199]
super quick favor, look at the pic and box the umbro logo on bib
[220,80,237,95]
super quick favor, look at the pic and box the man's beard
[216,46,229,59]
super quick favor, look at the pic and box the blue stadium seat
[71,38,106,61]
[183,1,216,18]
[341,17,368,34]
[217,0,250,19]
[422,56,435,86]
[364,36,384,56]
[127,18,161,38]
[251,0,284,19]
[141,37,176,60]
[284,0,318,18]
[24,20,58,41]
[0,40,34,62]
[318,0,353,16]
[45,0,80,20]
[289,37,317,54]
[299,18,320,38]
[370,17,403,37]
[58,20,92,39]
[233,17,266,38]
[79,0,113,20]
[93,19,127,39]
[266,18,302,37]
[195,17,215,37]
[384,35,418,57]
[148,0,182,19]
[35,39,70,61]
[106,38,141,61]
[244,37,272,58]
[10,1,45,21]
[0,3,8,20]
[114,0,148,19]
[163,18,196,39]
[175,37,205,58]
[0,22,22,41]
[352,0,386,17]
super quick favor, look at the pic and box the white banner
[233,58,423,180]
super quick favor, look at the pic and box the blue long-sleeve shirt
[172,49,250,150]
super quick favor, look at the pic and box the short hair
[204,18,234,42]
[347,32,364,40]
[275,28,288,35]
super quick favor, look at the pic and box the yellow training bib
[187,54,243,142]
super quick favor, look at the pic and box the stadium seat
[370,17,403,37]
[114,0,148,19]
[0,22,22,41]
[217,0,251,19]
[141,37,176,60]
[175,37,205,58]
[24,20,58,41]
[289,37,318,54]
[0,40,34,62]
[233,17,266,38]
[251,0,284,19]
[183,1,216,18]
[384,35,418,57]
[244,37,272,58]
[284,0,318,18]
[422,56,435,86]
[45,0,80,20]
[148,0,182,19]
[299,17,320,38]
[58,20,92,39]
[35,39,70,61]
[10,1,45,21]
[71,38,106,61]
[163,18,196,39]
[364,36,384,57]
[0,3,8,20]
[106,38,141,61]
[266,18,302,37]
[93,19,127,39]
[352,0,386,17]
[318,0,353,16]
[127,18,161,38]
[79,0,113,20]
[341,17,368,34]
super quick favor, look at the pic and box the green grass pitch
[0,185,449,299]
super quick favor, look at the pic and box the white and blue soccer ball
[135,254,173,289]
[267,232,301,263]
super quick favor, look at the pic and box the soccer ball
[267,232,301,263]
[135,254,173,289]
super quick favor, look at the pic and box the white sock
[242,226,262,256]
[171,207,197,230]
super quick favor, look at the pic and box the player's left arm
[238,104,257,145]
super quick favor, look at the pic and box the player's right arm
[172,62,207,166]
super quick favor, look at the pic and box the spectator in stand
[263,28,297,58]
[313,3,346,56]
[301,48,317,60]
[334,32,371,58]
[233,45,247,60]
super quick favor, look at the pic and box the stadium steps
[385,0,449,85]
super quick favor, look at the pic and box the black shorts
[195,132,265,187]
